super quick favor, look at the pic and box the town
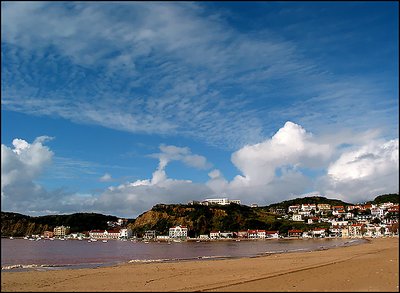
[17,196,399,242]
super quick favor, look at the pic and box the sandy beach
[1,237,398,292]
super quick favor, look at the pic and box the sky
[1,1,399,218]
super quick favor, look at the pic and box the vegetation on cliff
[127,203,329,237]
[1,212,120,237]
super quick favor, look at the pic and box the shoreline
[1,237,368,272]
[1,237,398,292]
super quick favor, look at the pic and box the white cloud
[317,139,399,203]
[231,121,332,185]
[327,139,398,181]
[150,144,212,171]
[1,137,54,193]
[99,173,113,182]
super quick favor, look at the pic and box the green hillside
[1,212,120,237]
[372,193,399,204]
[127,203,329,237]
[265,196,352,210]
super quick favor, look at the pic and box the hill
[1,212,120,237]
[127,203,329,237]
[372,193,399,204]
[264,196,352,211]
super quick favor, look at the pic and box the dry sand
[1,237,398,292]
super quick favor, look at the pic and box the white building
[89,229,120,239]
[288,205,300,213]
[301,204,316,212]
[169,225,188,239]
[292,214,303,221]
[203,198,241,205]
[265,231,279,239]
[119,228,132,239]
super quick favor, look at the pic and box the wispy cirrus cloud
[3,2,396,151]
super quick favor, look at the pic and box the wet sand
[1,237,398,292]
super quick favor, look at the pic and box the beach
[1,237,398,292]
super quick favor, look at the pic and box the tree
[371,217,381,224]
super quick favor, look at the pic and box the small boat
[196,240,200,243]
[24,236,29,240]
[50,238,55,241]
[102,240,108,243]
[87,240,91,243]
[90,238,97,242]
[9,237,14,240]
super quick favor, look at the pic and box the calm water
[1,238,366,271]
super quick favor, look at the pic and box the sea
[1,238,367,272]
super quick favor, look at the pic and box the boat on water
[9,237,14,240]
[102,240,108,243]
[90,238,97,242]
[24,236,29,240]
[173,239,182,243]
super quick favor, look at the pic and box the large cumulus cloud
[2,123,398,217]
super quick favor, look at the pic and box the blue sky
[1,2,398,218]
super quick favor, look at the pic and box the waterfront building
[53,226,70,237]
[169,225,188,239]
[143,230,156,240]
[89,229,120,239]
[119,228,132,239]
[43,231,54,238]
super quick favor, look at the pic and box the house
[332,205,345,211]
[348,224,363,238]
[220,232,234,238]
[265,231,279,239]
[247,230,258,239]
[288,229,303,237]
[119,228,132,239]
[301,204,316,212]
[317,204,331,211]
[169,226,188,239]
[341,227,349,238]
[89,229,120,239]
[203,198,241,205]
[307,217,319,224]
[312,228,326,238]
[53,226,70,237]
[43,231,54,238]
[237,231,248,238]
[256,230,266,239]
[143,230,156,240]
[288,205,300,213]
[292,214,303,221]
[210,231,221,239]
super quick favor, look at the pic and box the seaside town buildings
[53,225,70,237]
[34,199,398,242]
